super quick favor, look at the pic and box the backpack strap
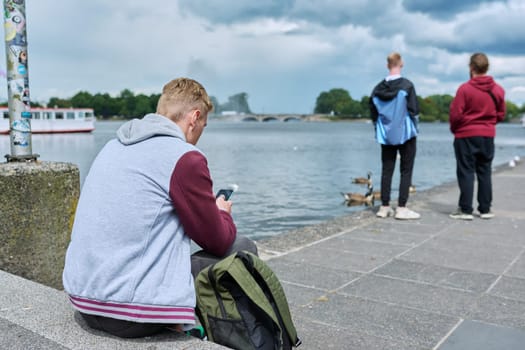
[207,266,227,319]
[226,253,279,326]
[487,90,498,110]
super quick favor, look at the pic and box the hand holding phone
[216,188,234,200]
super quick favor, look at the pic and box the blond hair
[469,53,489,74]
[387,52,403,69]
[156,78,213,120]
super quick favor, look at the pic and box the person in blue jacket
[369,52,420,220]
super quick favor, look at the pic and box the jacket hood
[373,78,406,101]
[468,75,495,92]
[117,113,186,145]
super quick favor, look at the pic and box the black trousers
[453,136,494,214]
[80,235,258,338]
[380,137,417,207]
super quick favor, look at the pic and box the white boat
[0,107,95,134]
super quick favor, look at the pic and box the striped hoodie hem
[68,295,196,324]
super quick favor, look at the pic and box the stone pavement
[257,159,525,349]
[1,160,524,349]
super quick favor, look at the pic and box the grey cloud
[178,0,390,28]
[178,0,293,23]
[445,38,525,56]
[402,0,504,20]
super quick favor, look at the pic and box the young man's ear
[189,109,201,127]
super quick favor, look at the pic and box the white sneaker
[479,212,495,219]
[449,209,473,220]
[376,206,394,218]
[395,207,420,220]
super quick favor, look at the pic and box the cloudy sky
[1,0,524,113]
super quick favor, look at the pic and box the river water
[1,120,524,239]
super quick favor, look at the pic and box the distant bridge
[211,114,326,122]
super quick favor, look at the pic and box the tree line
[1,87,522,121]
[0,90,252,119]
[314,88,524,122]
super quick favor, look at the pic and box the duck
[372,185,414,200]
[342,186,375,207]
[352,171,372,186]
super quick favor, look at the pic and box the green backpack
[195,251,301,350]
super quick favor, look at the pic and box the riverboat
[0,107,95,134]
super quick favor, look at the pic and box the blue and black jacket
[369,77,419,145]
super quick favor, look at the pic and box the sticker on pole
[12,119,30,132]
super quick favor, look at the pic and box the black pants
[453,136,494,214]
[380,137,417,207]
[80,235,258,338]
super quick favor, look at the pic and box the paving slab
[438,320,525,350]
[293,316,423,350]
[505,254,525,279]
[296,293,458,349]
[317,234,412,258]
[284,244,393,274]
[468,294,525,331]
[374,259,498,293]
[266,256,361,290]
[399,235,523,274]
[489,276,525,302]
[341,274,477,316]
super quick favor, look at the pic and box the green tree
[417,94,453,122]
[71,91,93,108]
[505,101,520,120]
[133,94,153,117]
[314,88,353,116]
[149,93,160,112]
[359,96,371,119]
[48,97,72,108]
[117,89,135,118]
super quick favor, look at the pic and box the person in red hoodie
[449,52,506,220]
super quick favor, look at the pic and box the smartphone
[216,189,234,200]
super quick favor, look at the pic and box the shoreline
[257,157,523,259]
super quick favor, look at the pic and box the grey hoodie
[117,113,186,145]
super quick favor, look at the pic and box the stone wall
[0,161,79,290]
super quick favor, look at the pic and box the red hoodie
[449,75,506,138]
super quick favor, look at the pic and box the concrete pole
[3,0,38,161]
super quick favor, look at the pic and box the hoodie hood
[373,78,406,101]
[468,75,495,93]
[117,113,186,145]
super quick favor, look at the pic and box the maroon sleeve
[449,87,465,133]
[169,151,236,256]
[495,85,506,123]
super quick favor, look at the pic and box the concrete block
[0,161,79,289]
